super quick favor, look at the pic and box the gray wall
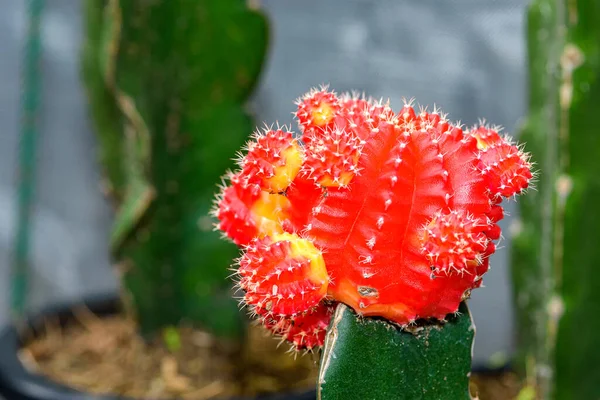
[0,0,528,367]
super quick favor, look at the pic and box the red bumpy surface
[213,87,533,350]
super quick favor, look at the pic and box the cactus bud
[241,129,303,193]
[420,209,489,275]
[295,88,340,142]
[215,174,290,246]
[302,127,363,187]
[262,302,333,351]
[471,126,534,198]
[215,179,262,246]
[239,233,329,318]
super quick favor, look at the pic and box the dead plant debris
[21,311,318,399]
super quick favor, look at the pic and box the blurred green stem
[12,0,44,319]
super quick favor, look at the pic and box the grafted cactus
[82,0,268,337]
[214,86,533,398]
[512,0,600,398]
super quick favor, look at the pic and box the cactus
[82,0,268,337]
[213,85,533,397]
[318,303,474,400]
[511,0,600,398]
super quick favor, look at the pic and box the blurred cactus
[512,0,600,398]
[82,0,269,337]
[12,0,44,319]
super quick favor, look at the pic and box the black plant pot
[0,294,317,400]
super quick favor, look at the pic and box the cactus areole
[213,87,533,351]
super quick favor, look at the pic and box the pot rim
[0,293,316,400]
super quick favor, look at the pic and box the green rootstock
[511,0,600,399]
[317,303,474,400]
[82,0,268,337]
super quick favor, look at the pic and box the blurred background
[0,0,528,367]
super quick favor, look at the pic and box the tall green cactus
[82,0,268,338]
[512,0,600,398]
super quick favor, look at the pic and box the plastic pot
[0,294,316,400]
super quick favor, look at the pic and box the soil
[20,307,318,399]
[470,372,522,400]
[20,308,521,400]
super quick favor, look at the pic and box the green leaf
[318,302,474,400]
[163,326,182,352]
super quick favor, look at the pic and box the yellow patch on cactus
[251,191,290,237]
[265,141,303,192]
[273,232,329,296]
[311,102,336,127]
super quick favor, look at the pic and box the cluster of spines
[238,235,328,318]
[261,302,334,352]
[213,174,262,246]
[301,127,364,188]
[237,128,303,193]
[296,86,397,142]
[470,126,534,199]
[295,88,340,140]
[421,210,488,275]
[233,233,331,351]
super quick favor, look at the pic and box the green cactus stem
[317,303,474,400]
[511,0,600,398]
[12,0,44,320]
[82,0,269,337]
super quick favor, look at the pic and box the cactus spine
[82,0,268,337]
[512,0,600,398]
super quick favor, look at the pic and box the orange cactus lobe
[470,126,505,149]
[338,95,396,140]
[214,87,533,348]
[241,129,303,193]
[215,179,261,246]
[296,89,340,142]
[262,302,333,351]
[471,127,533,198]
[302,127,364,187]
[420,210,489,275]
[216,173,291,246]
[239,234,329,318]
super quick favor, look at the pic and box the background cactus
[82,0,268,337]
[511,0,600,398]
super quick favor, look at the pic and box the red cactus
[214,87,533,349]
[470,126,533,198]
[262,302,334,351]
[295,88,340,142]
[214,174,291,246]
[301,126,364,187]
[239,233,328,318]
[239,128,303,193]
[420,209,489,275]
